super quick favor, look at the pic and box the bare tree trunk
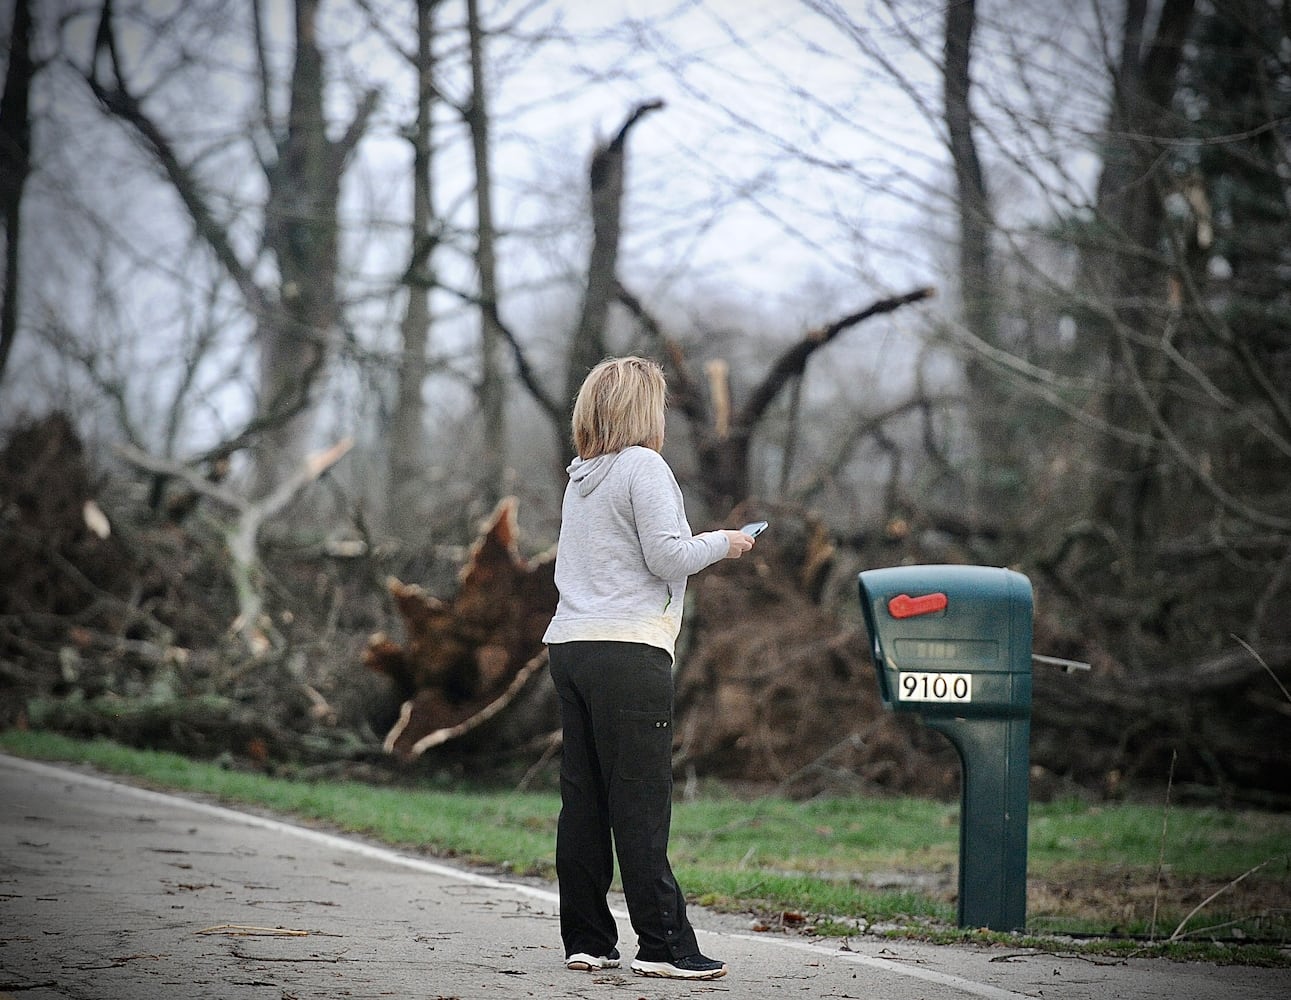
[0,0,34,386]
[942,0,1013,511]
[944,0,992,349]
[1051,0,1198,669]
[566,100,664,406]
[466,0,505,508]
[778,374,803,498]
[1090,0,1196,534]
[256,0,341,498]
[388,0,441,540]
[1076,0,1196,653]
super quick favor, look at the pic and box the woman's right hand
[721,529,755,559]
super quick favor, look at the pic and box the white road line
[4,753,1029,999]
[724,933,1028,1000]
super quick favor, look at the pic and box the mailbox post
[858,564,1033,932]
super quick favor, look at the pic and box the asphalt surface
[1,752,1286,999]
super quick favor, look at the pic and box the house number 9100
[898,671,973,702]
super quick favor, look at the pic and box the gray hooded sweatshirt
[542,446,730,658]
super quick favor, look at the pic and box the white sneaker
[566,949,621,971]
[630,953,727,980]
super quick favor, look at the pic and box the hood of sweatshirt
[567,451,624,497]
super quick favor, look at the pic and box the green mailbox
[858,564,1033,931]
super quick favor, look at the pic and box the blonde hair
[571,356,667,459]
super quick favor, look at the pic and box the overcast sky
[12,0,1109,459]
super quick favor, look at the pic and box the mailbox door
[859,565,1033,719]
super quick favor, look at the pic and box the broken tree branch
[116,438,354,654]
[384,648,549,757]
[615,280,709,428]
[737,286,936,429]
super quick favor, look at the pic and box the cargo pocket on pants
[618,708,674,782]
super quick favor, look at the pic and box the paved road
[0,753,1284,999]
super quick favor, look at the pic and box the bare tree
[1079,0,1198,575]
[465,0,506,506]
[84,0,376,495]
[387,0,443,540]
[941,0,1023,515]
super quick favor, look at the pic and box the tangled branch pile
[2,414,1288,805]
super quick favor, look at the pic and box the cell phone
[741,520,768,538]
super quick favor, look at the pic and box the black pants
[548,640,699,962]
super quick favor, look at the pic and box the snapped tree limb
[115,438,354,655]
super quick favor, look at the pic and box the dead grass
[1028,865,1291,939]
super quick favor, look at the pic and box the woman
[543,356,755,981]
